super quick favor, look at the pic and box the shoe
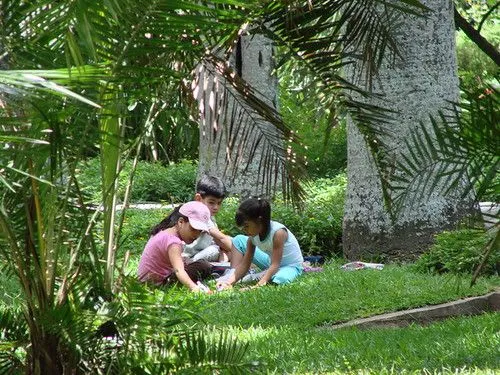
[241,270,265,283]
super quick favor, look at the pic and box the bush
[118,208,173,259]
[215,174,347,258]
[77,158,197,204]
[456,28,499,92]
[127,159,197,203]
[279,73,347,178]
[77,157,106,204]
[213,197,241,237]
[414,229,499,276]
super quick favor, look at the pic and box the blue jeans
[232,235,303,285]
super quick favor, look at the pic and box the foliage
[215,175,347,257]
[456,27,499,91]
[78,158,197,204]
[0,267,22,307]
[455,0,499,27]
[130,160,197,203]
[0,276,254,373]
[278,70,347,178]
[378,83,499,216]
[276,175,346,257]
[0,0,265,371]
[212,198,241,239]
[414,229,499,276]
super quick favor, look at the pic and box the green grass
[161,260,499,373]
[195,260,499,328]
[2,258,498,373]
[228,313,499,373]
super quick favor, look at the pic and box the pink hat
[179,201,210,231]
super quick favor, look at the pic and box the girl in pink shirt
[137,201,213,292]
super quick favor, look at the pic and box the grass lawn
[2,259,498,373]
[164,259,500,374]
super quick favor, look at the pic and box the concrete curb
[324,291,499,330]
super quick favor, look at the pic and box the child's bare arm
[209,227,233,254]
[218,238,254,288]
[257,229,286,286]
[168,244,199,292]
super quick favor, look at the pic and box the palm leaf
[195,54,308,203]
[381,85,499,216]
[263,0,428,89]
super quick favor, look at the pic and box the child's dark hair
[235,198,271,238]
[196,175,226,199]
[150,206,187,236]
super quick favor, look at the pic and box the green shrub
[279,74,347,178]
[215,174,346,258]
[76,157,107,204]
[456,28,499,91]
[213,197,240,237]
[77,158,197,204]
[118,208,173,259]
[127,159,197,203]
[414,229,499,276]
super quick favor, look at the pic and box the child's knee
[271,267,301,285]
[271,273,292,285]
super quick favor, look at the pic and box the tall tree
[196,31,288,198]
[342,0,474,260]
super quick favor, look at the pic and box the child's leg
[270,264,303,285]
[231,234,271,270]
[192,245,220,262]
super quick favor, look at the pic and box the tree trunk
[343,0,473,261]
[197,33,281,198]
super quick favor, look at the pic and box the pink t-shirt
[137,230,183,285]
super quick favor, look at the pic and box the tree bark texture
[343,0,473,261]
[196,33,281,198]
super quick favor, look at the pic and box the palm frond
[195,54,308,203]
[263,0,429,90]
[381,85,499,216]
[172,328,254,374]
[0,305,29,375]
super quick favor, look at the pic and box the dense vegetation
[0,0,497,373]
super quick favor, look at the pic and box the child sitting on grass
[137,201,213,293]
[217,197,304,290]
[182,175,233,263]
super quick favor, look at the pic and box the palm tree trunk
[343,0,474,260]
